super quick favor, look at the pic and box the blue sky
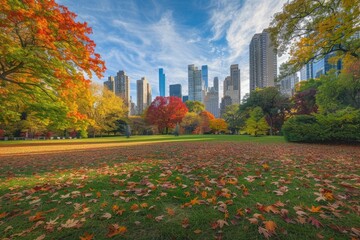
[58,0,287,100]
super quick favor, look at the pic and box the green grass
[0,134,286,145]
[0,136,358,240]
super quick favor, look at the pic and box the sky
[58,0,288,101]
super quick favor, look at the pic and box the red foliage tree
[145,96,188,134]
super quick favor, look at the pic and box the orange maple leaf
[107,225,127,238]
[310,206,322,213]
[79,232,94,240]
[130,204,139,211]
[264,220,277,232]
[166,208,175,216]
[190,197,200,205]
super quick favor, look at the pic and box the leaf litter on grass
[0,141,359,239]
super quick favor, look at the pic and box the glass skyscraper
[201,65,208,89]
[159,68,165,97]
[169,84,182,99]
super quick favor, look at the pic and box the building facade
[204,77,219,118]
[300,53,342,81]
[230,64,241,104]
[249,29,277,91]
[169,84,182,99]
[104,76,115,92]
[220,96,232,117]
[202,65,208,89]
[182,95,189,102]
[188,64,204,102]
[159,68,166,97]
[115,71,131,109]
[279,73,299,96]
[137,77,152,114]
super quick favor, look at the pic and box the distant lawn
[0,134,286,146]
[0,136,359,239]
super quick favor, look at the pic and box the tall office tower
[202,65,208,89]
[213,77,219,92]
[230,64,241,104]
[104,76,115,91]
[188,64,204,102]
[204,77,219,118]
[169,84,182,99]
[115,71,131,110]
[223,76,231,98]
[249,29,277,91]
[159,68,166,97]
[137,77,152,114]
[182,95,189,102]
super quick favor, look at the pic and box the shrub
[282,115,322,142]
[282,108,360,143]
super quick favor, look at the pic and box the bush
[282,108,360,143]
[282,115,322,142]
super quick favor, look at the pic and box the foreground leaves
[0,139,359,239]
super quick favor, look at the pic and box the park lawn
[0,136,359,239]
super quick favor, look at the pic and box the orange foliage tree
[0,0,105,127]
[209,118,228,134]
[145,96,188,134]
[196,111,215,134]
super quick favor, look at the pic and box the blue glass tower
[159,68,165,97]
[201,65,208,89]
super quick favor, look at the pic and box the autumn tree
[0,0,105,127]
[245,107,269,137]
[145,96,188,134]
[181,112,201,134]
[198,111,215,134]
[269,0,360,74]
[209,118,228,134]
[185,100,205,114]
[292,79,321,115]
[87,85,127,137]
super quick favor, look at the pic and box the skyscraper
[169,84,182,99]
[188,64,204,102]
[249,29,277,91]
[104,76,115,91]
[137,77,152,114]
[115,71,131,109]
[204,77,219,118]
[213,77,219,92]
[230,64,241,104]
[159,68,165,97]
[202,65,208,89]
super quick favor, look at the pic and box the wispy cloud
[58,0,288,101]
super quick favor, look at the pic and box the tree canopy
[185,100,205,114]
[270,0,360,73]
[0,0,105,125]
[145,96,188,134]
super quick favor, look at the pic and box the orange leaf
[0,212,8,219]
[130,204,139,211]
[201,191,207,198]
[79,232,94,240]
[310,206,322,213]
[264,220,277,232]
[190,197,200,205]
[96,192,101,198]
[107,225,127,238]
[166,208,175,216]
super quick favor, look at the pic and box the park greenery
[1,0,360,143]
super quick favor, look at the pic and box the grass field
[0,135,359,239]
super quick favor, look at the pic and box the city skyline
[57,0,288,101]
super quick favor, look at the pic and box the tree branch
[0,75,56,101]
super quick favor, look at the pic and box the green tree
[241,87,291,135]
[245,107,269,137]
[185,100,205,114]
[222,104,243,134]
[316,70,360,114]
[269,0,360,74]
